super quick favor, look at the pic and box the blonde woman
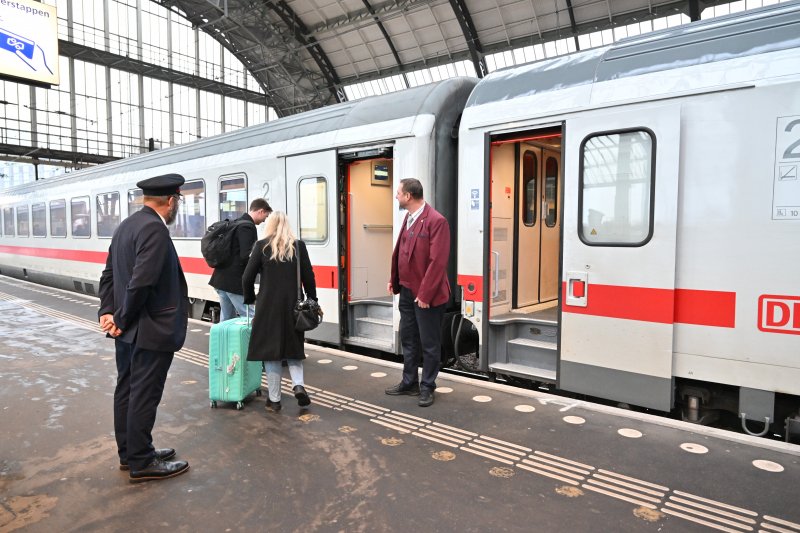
[243,211,316,411]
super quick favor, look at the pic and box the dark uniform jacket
[98,205,189,352]
[242,239,316,361]
[208,213,257,295]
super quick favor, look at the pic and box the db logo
[758,295,800,335]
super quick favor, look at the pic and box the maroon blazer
[390,203,451,307]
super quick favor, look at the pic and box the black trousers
[114,340,174,470]
[399,286,445,391]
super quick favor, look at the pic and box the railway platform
[0,274,798,533]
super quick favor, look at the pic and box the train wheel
[255,389,262,397]
[210,400,217,408]
[236,401,244,410]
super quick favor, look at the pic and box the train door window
[579,130,654,246]
[170,179,205,239]
[97,192,121,238]
[50,200,66,237]
[3,207,13,236]
[545,157,559,228]
[71,197,91,238]
[32,203,47,237]
[298,177,327,243]
[522,151,537,226]
[128,189,143,216]
[219,174,247,221]
[16,206,29,237]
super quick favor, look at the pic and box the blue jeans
[263,360,304,402]
[215,289,249,322]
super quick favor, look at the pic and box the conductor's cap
[137,173,185,196]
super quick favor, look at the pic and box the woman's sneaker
[265,398,282,412]
[293,385,311,407]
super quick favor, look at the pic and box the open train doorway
[338,147,396,351]
[487,127,563,383]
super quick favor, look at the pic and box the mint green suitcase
[208,314,262,410]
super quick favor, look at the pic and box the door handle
[491,251,500,298]
[566,271,588,307]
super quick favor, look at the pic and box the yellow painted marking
[617,428,643,438]
[308,397,339,409]
[585,479,662,504]
[342,365,358,370]
[317,359,332,364]
[431,422,478,437]
[437,387,454,393]
[672,491,757,516]
[514,404,536,412]
[388,411,431,424]
[413,432,459,448]
[761,522,799,533]
[661,508,748,533]
[520,459,585,481]
[562,415,585,424]
[527,456,592,476]
[415,428,465,444]
[320,391,354,401]
[478,435,532,452]
[582,484,657,510]
[535,451,595,471]
[341,404,381,417]
[467,442,521,461]
[752,460,784,473]
[516,463,579,485]
[376,417,419,431]
[472,395,492,402]
[370,419,410,434]
[598,469,668,491]
[669,497,757,524]
[681,442,709,454]
[354,400,388,412]
[370,372,387,378]
[489,467,515,478]
[763,516,800,529]
[591,474,665,497]
[460,446,514,465]
[664,502,755,530]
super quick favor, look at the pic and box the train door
[286,150,340,344]
[487,128,563,383]
[338,147,395,351]
[560,105,680,411]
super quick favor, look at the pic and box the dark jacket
[208,213,257,295]
[242,239,316,361]
[391,203,451,307]
[98,206,189,352]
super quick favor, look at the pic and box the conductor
[98,173,190,483]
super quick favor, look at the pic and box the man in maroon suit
[386,178,451,407]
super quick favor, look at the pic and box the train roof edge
[465,0,800,108]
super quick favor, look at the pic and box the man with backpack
[208,198,271,321]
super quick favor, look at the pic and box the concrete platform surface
[1,275,799,533]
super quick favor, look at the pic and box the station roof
[155,0,728,116]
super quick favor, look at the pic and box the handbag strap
[295,242,302,301]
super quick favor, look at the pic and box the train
[1,2,799,440]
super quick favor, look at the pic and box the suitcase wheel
[255,389,262,397]
[236,401,244,410]
[210,401,217,408]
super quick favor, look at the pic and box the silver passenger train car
[1,2,798,439]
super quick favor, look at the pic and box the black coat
[208,213,257,295]
[242,239,317,361]
[98,206,189,352]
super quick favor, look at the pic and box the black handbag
[293,243,322,332]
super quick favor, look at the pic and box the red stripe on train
[0,244,339,289]
[562,282,736,328]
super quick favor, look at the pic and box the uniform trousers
[398,286,445,392]
[114,340,174,470]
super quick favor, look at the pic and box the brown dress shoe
[119,448,176,471]
[129,458,189,483]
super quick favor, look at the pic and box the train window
[545,157,559,228]
[16,206,29,237]
[128,189,143,216]
[579,130,654,246]
[97,192,121,238]
[50,200,66,237]
[170,179,205,239]
[2,207,13,236]
[298,177,328,243]
[71,197,91,238]
[522,151,537,227]
[219,175,247,221]
[32,203,47,237]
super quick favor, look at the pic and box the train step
[489,361,557,383]
[507,337,557,373]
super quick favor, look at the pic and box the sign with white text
[0,0,59,86]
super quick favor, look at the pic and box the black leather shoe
[293,385,311,407]
[385,382,420,396]
[418,389,435,407]
[119,448,176,471]
[129,458,189,483]
[266,399,282,412]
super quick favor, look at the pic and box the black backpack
[200,218,252,268]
